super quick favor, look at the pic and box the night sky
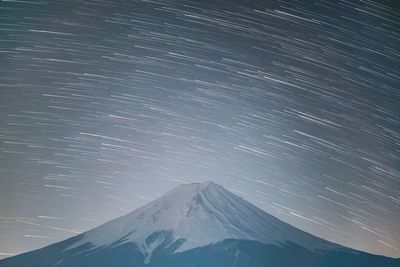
[0,0,399,259]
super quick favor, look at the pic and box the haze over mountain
[0,182,398,267]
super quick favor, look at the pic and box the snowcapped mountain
[1,182,399,267]
[67,181,335,259]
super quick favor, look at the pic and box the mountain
[1,182,399,267]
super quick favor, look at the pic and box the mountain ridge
[65,181,338,258]
[1,181,399,267]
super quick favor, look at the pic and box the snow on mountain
[66,181,338,261]
[2,181,399,267]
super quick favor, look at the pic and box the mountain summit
[1,182,399,267]
[67,181,335,260]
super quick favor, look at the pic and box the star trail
[0,0,399,259]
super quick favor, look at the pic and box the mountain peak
[66,182,337,260]
[174,181,222,193]
[156,181,227,212]
[3,182,400,267]
[167,181,222,199]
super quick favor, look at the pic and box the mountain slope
[1,182,399,267]
[66,181,337,258]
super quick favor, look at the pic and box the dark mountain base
[1,236,398,267]
[150,239,399,267]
